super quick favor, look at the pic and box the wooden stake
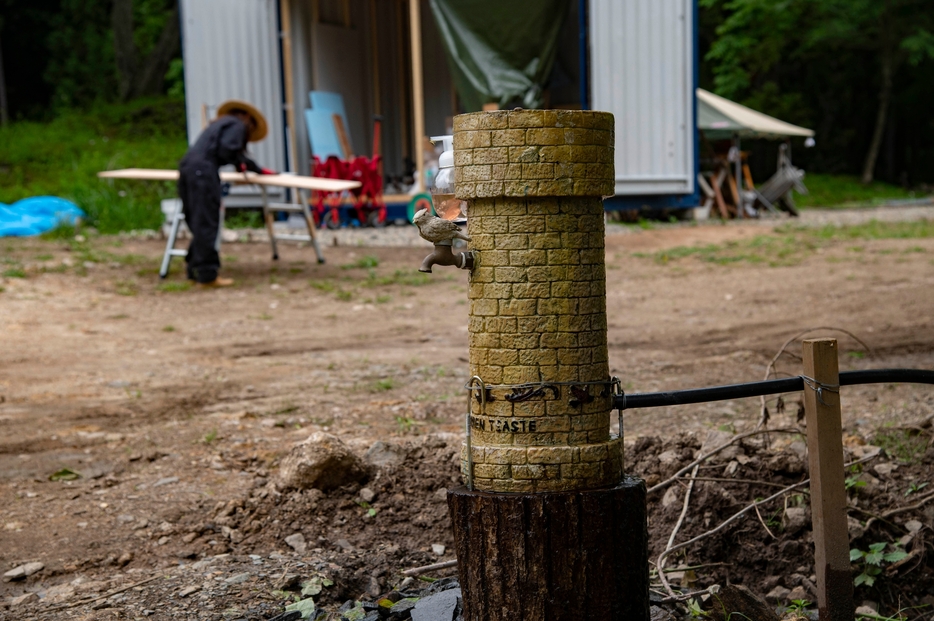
[279,0,298,175]
[802,338,853,621]
[396,0,410,160]
[711,169,729,219]
[409,0,425,192]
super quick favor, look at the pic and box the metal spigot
[419,240,475,273]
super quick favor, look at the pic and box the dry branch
[756,327,871,432]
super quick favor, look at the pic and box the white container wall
[180,0,286,203]
[589,0,695,196]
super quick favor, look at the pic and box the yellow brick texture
[458,110,621,493]
[454,110,615,199]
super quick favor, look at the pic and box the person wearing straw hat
[177,100,276,287]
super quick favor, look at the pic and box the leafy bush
[0,97,187,234]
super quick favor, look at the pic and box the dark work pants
[178,161,222,283]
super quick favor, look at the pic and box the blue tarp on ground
[0,197,85,237]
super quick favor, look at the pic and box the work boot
[198,277,234,288]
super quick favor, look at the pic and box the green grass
[874,428,929,464]
[796,173,921,209]
[638,219,933,267]
[0,97,188,234]
[341,255,380,269]
[157,281,191,293]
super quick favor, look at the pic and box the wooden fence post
[802,338,853,620]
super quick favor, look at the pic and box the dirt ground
[1,211,933,619]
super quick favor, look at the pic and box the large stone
[364,441,407,469]
[412,588,460,621]
[708,584,780,621]
[279,433,369,491]
[3,562,44,582]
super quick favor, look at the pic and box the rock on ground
[279,432,370,491]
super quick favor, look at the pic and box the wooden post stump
[448,477,649,621]
[802,339,854,620]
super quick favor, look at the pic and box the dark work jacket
[179,115,261,174]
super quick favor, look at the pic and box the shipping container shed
[179,0,697,211]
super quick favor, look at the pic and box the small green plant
[335,289,353,301]
[845,476,868,492]
[2,268,26,278]
[685,598,708,618]
[162,325,175,332]
[202,429,218,444]
[875,428,928,464]
[905,481,929,496]
[371,378,395,392]
[341,255,380,269]
[850,542,908,587]
[395,416,417,433]
[356,500,378,518]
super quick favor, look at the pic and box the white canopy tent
[697,88,814,140]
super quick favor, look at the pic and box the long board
[98,168,360,193]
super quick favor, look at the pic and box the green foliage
[850,542,909,587]
[225,209,265,229]
[874,428,929,464]
[45,0,116,109]
[636,219,933,267]
[0,97,187,233]
[700,0,934,183]
[795,174,917,209]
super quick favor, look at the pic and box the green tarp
[429,0,570,112]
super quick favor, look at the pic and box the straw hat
[216,100,268,142]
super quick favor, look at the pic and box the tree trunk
[133,4,180,98]
[112,0,180,101]
[448,478,649,621]
[861,49,893,184]
[112,0,139,101]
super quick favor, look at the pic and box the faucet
[419,240,475,273]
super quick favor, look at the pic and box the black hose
[615,368,934,411]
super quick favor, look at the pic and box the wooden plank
[332,113,354,159]
[711,170,730,219]
[802,338,853,621]
[409,0,425,192]
[742,163,756,191]
[396,0,410,159]
[97,169,360,193]
[369,0,381,117]
[727,170,741,213]
[279,0,298,176]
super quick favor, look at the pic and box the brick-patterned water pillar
[447,110,649,621]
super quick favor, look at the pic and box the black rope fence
[614,368,934,411]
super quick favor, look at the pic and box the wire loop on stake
[800,374,840,407]
[611,376,625,473]
[464,376,486,491]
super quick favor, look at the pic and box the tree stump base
[447,476,649,621]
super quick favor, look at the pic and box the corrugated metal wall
[180,0,286,202]
[589,0,695,196]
